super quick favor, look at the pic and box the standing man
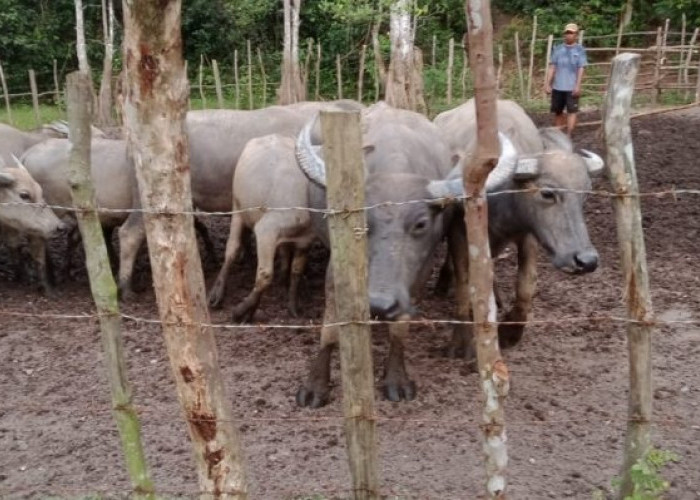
[545,23,587,136]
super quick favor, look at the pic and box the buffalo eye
[19,191,32,202]
[411,217,430,236]
[540,188,556,202]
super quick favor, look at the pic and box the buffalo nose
[574,250,598,273]
[369,293,400,320]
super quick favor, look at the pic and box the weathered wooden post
[212,59,224,109]
[122,1,249,497]
[653,27,663,105]
[53,59,61,108]
[247,39,253,109]
[315,43,321,100]
[321,110,378,500]
[464,0,509,497]
[65,70,155,500]
[602,52,653,500]
[527,14,537,100]
[336,54,343,99]
[233,49,240,109]
[678,13,686,85]
[198,54,207,109]
[28,69,40,126]
[447,37,454,104]
[544,34,553,80]
[514,32,525,101]
[432,34,437,67]
[256,48,267,107]
[0,61,12,124]
[357,44,367,102]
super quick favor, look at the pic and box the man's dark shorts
[551,89,579,114]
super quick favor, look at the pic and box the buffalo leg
[383,321,416,402]
[287,245,309,317]
[117,212,146,300]
[296,265,338,408]
[26,235,53,294]
[230,220,278,323]
[194,216,216,265]
[444,222,476,368]
[499,234,538,348]
[208,212,244,309]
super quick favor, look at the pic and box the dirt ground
[1,107,699,499]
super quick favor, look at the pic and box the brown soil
[1,108,699,499]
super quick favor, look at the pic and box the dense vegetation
[0,0,697,98]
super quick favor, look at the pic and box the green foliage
[612,448,680,500]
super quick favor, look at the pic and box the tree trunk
[122,1,248,498]
[75,0,90,75]
[464,0,509,497]
[278,0,305,104]
[97,0,115,127]
[385,0,425,111]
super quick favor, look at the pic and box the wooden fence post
[432,34,437,67]
[321,110,378,500]
[256,48,267,107]
[447,37,454,104]
[198,54,207,109]
[544,34,553,79]
[122,1,249,496]
[653,27,662,104]
[696,49,700,103]
[684,27,698,100]
[315,43,321,100]
[303,38,313,90]
[28,69,40,126]
[461,42,469,99]
[616,18,625,55]
[465,0,509,497]
[357,44,366,102]
[496,43,503,97]
[527,14,537,100]
[602,52,652,500]
[0,61,12,125]
[678,13,686,85]
[65,70,155,500]
[234,49,240,109]
[336,54,343,99]
[247,39,253,109]
[578,29,585,45]
[53,59,61,107]
[212,59,224,109]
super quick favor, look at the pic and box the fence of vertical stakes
[1,9,700,500]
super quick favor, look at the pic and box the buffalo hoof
[382,375,416,402]
[498,323,525,349]
[208,288,224,310]
[287,302,299,318]
[118,285,138,302]
[296,384,330,408]
[231,303,256,324]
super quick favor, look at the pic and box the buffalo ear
[579,149,605,177]
[362,144,376,155]
[450,153,461,168]
[0,171,16,187]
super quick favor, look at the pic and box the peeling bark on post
[66,71,155,500]
[603,53,653,500]
[385,0,425,111]
[464,0,509,498]
[122,2,248,498]
[321,111,378,500]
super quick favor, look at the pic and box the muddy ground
[1,107,699,499]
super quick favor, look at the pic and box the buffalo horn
[295,113,327,187]
[11,154,29,172]
[579,149,605,175]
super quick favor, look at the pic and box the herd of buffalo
[0,98,604,406]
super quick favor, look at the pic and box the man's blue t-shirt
[550,43,587,91]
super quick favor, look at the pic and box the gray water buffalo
[207,134,315,320]
[0,157,64,289]
[293,102,518,407]
[430,98,604,360]
[116,99,364,297]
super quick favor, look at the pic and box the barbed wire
[1,186,699,220]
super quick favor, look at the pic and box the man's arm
[545,64,555,94]
[573,66,584,97]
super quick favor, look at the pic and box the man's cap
[564,23,579,33]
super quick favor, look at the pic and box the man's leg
[566,112,578,136]
[551,90,567,131]
[566,92,580,136]
[555,112,567,130]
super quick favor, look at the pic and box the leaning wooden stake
[464,0,509,498]
[603,53,653,500]
[653,27,662,105]
[233,49,240,109]
[66,70,155,500]
[526,14,537,100]
[212,59,224,109]
[447,37,454,104]
[256,48,267,107]
[514,32,525,101]
[53,59,61,108]
[0,61,12,124]
[29,69,40,126]
[247,39,253,109]
[321,110,378,500]
[357,44,367,102]
[122,1,248,497]
[198,54,207,109]
[336,54,343,99]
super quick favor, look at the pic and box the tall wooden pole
[322,110,379,500]
[66,71,155,500]
[212,59,224,109]
[602,53,652,500]
[247,39,253,109]
[122,1,248,497]
[0,61,12,125]
[357,44,367,102]
[233,49,240,109]
[464,0,509,498]
[29,69,40,126]
[526,15,537,100]
[447,37,454,104]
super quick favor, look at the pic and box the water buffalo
[293,102,519,407]
[116,99,364,297]
[430,98,604,360]
[0,157,64,289]
[208,134,315,320]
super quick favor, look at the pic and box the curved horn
[11,154,28,172]
[579,149,604,176]
[427,131,518,199]
[485,131,518,191]
[295,113,327,187]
